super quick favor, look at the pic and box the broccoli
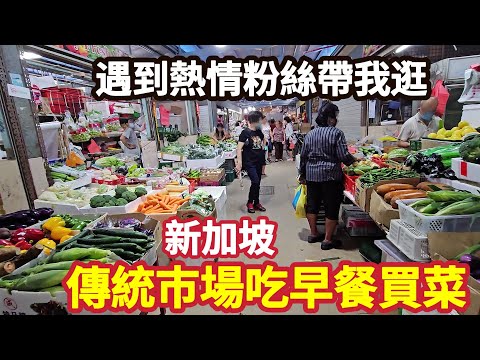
[115,198,129,206]
[102,195,116,202]
[121,190,137,202]
[115,186,128,198]
[460,136,480,164]
[105,201,117,207]
[135,187,147,197]
[90,195,107,208]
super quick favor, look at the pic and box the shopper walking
[236,111,267,214]
[261,115,272,175]
[284,116,294,161]
[272,120,285,161]
[299,103,355,250]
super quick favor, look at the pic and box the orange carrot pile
[137,193,190,214]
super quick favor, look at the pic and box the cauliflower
[38,191,59,202]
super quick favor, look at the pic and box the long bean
[359,168,418,186]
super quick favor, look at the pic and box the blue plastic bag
[292,185,302,210]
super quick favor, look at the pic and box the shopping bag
[292,185,302,210]
[431,80,450,117]
[295,185,307,219]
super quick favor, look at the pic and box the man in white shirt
[398,97,441,148]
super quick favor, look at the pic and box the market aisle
[178,160,367,315]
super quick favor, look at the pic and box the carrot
[164,195,170,204]
[171,204,179,212]
[137,203,144,212]
[176,198,190,205]
[158,201,168,209]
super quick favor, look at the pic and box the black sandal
[307,234,324,243]
[321,240,342,250]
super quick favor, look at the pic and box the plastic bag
[431,80,449,117]
[295,185,307,219]
[292,184,302,210]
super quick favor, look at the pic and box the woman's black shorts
[306,180,344,220]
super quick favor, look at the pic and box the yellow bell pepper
[59,234,73,244]
[42,217,65,231]
[50,226,72,241]
[37,238,56,254]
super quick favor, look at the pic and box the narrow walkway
[179,160,367,315]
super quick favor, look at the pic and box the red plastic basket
[92,175,125,185]
[344,175,359,195]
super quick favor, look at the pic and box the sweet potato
[376,183,415,196]
[416,182,453,192]
[384,189,421,203]
[390,191,427,209]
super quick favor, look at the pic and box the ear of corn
[12,270,69,291]
[427,190,477,202]
[50,248,111,263]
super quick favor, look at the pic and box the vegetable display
[136,191,190,214]
[343,160,380,176]
[407,190,480,216]
[427,121,478,140]
[50,171,77,182]
[94,156,125,168]
[127,164,146,178]
[217,140,237,152]
[197,135,214,146]
[359,168,419,187]
[38,186,113,208]
[187,190,215,217]
[375,183,429,209]
[459,135,480,164]
[387,148,410,159]
[161,143,188,156]
[56,228,155,263]
[70,133,90,142]
[0,208,54,231]
[186,144,219,159]
[186,169,201,179]
[89,185,145,208]
[405,143,460,179]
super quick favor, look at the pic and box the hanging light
[395,45,411,53]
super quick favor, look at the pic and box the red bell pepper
[0,239,13,246]
[24,229,45,242]
[10,236,26,245]
[15,240,32,250]
[11,228,44,244]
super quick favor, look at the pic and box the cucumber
[144,242,155,250]
[92,228,148,239]
[98,243,146,253]
[107,248,141,261]
[77,236,123,245]
[56,229,90,250]
[118,237,150,246]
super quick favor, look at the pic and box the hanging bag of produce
[431,80,450,117]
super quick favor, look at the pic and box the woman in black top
[236,111,267,214]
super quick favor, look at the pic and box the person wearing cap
[397,97,441,148]
[299,102,355,250]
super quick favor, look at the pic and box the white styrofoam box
[34,200,85,215]
[394,220,430,262]
[161,153,185,162]
[196,186,227,211]
[85,101,110,117]
[398,198,480,234]
[186,155,224,169]
[451,157,480,183]
[461,104,480,129]
[53,174,92,190]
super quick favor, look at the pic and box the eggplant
[23,217,38,226]
[459,254,480,272]
[33,208,54,220]
[471,269,480,280]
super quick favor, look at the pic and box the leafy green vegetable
[460,136,480,164]
[95,156,125,168]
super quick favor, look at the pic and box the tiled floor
[176,160,372,315]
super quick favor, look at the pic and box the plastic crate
[387,219,403,246]
[398,198,480,234]
[394,220,430,262]
[198,175,226,187]
[344,175,359,195]
[345,218,385,237]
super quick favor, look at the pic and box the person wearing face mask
[299,102,355,250]
[397,97,440,148]
[236,111,267,214]
[119,118,140,156]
